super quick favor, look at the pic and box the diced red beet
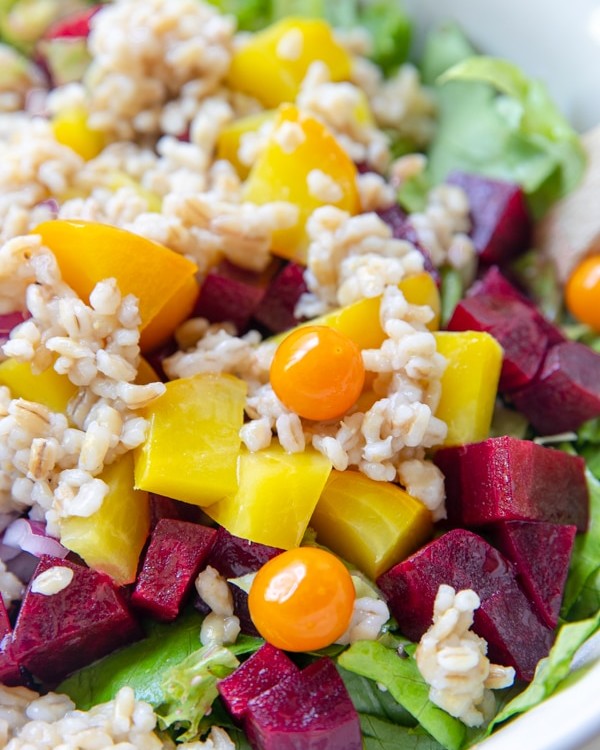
[202,528,283,636]
[434,436,589,531]
[0,598,23,686]
[473,590,554,681]
[446,171,532,264]
[252,262,308,334]
[447,294,548,391]
[376,205,439,281]
[376,529,515,640]
[468,266,566,346]
[244,657,362,750]
[376,529,553,681]
[11,556,140,684]
[218,643,299,721]
[490,521,576,628]
[44,5,102,39]
[509,341,600,434]
[193,260,270,334]
[149,493,208,528]
[132,520,217,622]
[0,312,27,349]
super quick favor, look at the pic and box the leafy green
[486,612,600,733]
[562,470,600,620]
[205,0,271,31]
[338,665,416,728]
[421,25,586,218]
[397,171,430,214]
[156,643,240,742]
[360,715,444,750]
[439,268,464,328]
[338,641,468,750]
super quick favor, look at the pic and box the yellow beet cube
[311,470,433,580]
[217,110,275,178]
[59,453,149,585]
[434,331,503,446]
[204,445,332,550]
[243,104,359,262]
[227,18,351,108]
[51,107,105,161]
[134,373,247,506]
[0,359,77,413]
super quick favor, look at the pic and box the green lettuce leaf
[338,640,468,750]
[360,715,445,750]
[562,470,600,620]
[486,612,600,733]
[204,0,271,31]
[421,25,586,218]
[156,643,240,742]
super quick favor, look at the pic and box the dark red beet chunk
[377,205,439,281]
[132,520,217,622]
[252,262,308,334]
[376,530,553,681]
[245,657,362,750]
[218,643,299,721]
[447,294,548,391]
[491,521,576,628]
[434,436,589,531]
[11,556,140,684]
[149,493,208,528]
[468,267,566,346]
[194,260,269,334]
[446,171,532,264]
[0,597,23,686]
[201,528,283,636]
[509,341,600,434]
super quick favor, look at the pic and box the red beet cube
[218,643,299,721]
[376,530,553,681]
[0,597,23,686]
[491,521,576,629]
[202,528,283,636]
[252,262,308,334]
[245,657,362,750]
[377,205,439,281]
[11,556,140,684]
[446,171,532,264]
[447,294,548,391]
[132,520,217,622]
[509,341,600,434]
[434,436,589,531]
[149,493,208,528]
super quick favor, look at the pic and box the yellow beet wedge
[134,373,247,506]
[204,444,332,550]
[310,470,433,580]
[0,359,77,414]
[434,330,503,446]
[244,104,359,262]
[35,220,199,352]
[227,18,352,107]
[59,453,150,585]
[217,110,276,178]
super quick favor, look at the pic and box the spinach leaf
[338,640,468,750]
[360,715,444,750]
[338,665,416,728]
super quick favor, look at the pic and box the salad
[0,0,598,748]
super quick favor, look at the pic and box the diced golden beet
[204,445,332,550]
[51,107,105,161]
[35,220,199,352]
[227,18,351,108]
[106,172,162,212]
[134,374,247,506]
[0,359,77,413]
[243,105,359,262]
[434,331,503,447]
[311,470,432,579]
[217,110,275,178]
[59,453,150,585]
[271,272,440,348]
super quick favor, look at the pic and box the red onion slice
[2,519,69,559]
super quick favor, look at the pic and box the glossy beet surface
[132,519,217,622]
[491,521,577,628]
[244,657,362,750]
[434,436,589,531]
[376,530,553,681]
[11,556,140,684]
[446,171,532,264]
[218,643,299,721]
[252,262,308,334]
[509,341,600,434]
[0,597,22,687]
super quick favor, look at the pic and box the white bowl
[402,1,600,748]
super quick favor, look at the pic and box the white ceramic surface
[402,2,600,748]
